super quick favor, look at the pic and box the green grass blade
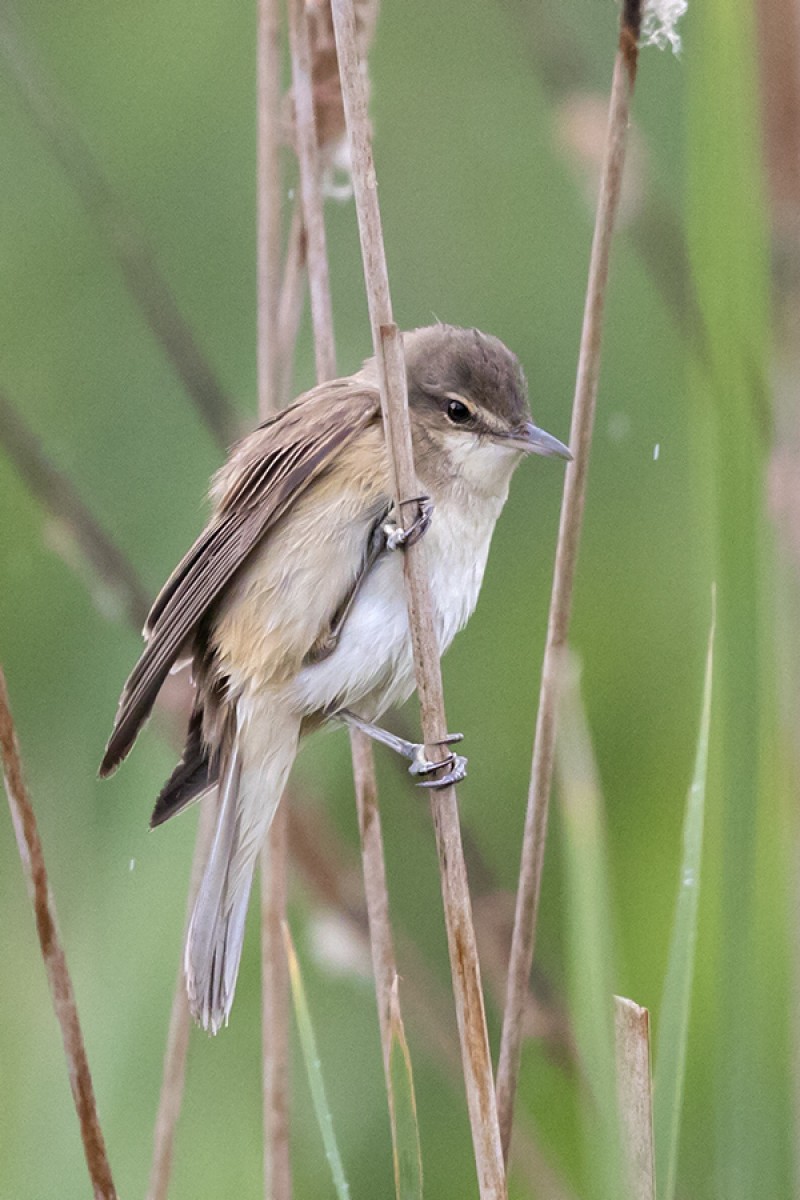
[557,652,624,1200]
[283,923,351,1200]
[387,976,423,1200]
[686,0,774,1194]
[653,601,715,1200]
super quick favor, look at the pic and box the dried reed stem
[0,669,117,1200]
[287,0,336,381]
[258,0,284,417]
[0,385,203,765]
[260,6,340,1191]
[259,5,293,1198]
[0,385,198,1200]
[146,797,216,1200]
[330,3,506,1194]
[287,808,576,1200]
[261,803,292,1200]
[0,389,193,759]
[287,0,402,1089]
[495,0,643,1160]
[278,200,308,407]
[147,7,287,1191]
[351,728,399,1067]
[0,392,204,1200]
[614,996,656,1200]
[0,390,151,629]
[0,10,237,451]
[145,2,288,1174]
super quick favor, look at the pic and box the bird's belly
[288,498,497,720]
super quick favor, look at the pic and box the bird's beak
[502,422,572,460]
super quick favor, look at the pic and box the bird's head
[401,324,571,495]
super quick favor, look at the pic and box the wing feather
[100,383,380,776]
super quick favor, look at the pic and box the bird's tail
[185,699,300,1033]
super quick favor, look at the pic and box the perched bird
[100,324,570,1032]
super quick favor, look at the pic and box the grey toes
[411,751,468,789]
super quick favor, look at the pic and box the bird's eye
[446,398,471,424]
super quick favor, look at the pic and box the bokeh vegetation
[1,2,795,1198]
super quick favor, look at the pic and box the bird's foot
[408,735,468,789]
[337,710,467,788]
[383,495,433,550]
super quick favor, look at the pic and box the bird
[100,323,570,1033]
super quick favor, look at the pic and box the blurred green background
[1,1,795,1197]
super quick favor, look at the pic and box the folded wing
[99,382,380,776]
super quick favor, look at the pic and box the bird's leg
[304,497,434,666]
[382,495,433,550]
[304,507,393,665]
[337,708,467,788]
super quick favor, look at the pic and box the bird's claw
[383,496,433,551]
[336,710,466,788]
[414,753,468,789]
[409,739,468,789]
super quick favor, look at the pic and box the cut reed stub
[614,996,656,1200]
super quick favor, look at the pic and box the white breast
[288,480,508,721]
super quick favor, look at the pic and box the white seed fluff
[642,0,687,54]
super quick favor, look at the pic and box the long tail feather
[184,701,300,1033]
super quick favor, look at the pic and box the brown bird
[100,324,570,1032]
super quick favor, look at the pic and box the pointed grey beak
[506,422,572,460]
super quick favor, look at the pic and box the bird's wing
[100,382,381,776]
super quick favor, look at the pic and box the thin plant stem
[387,976,423,1198]
[258,0,284,418]
[495,0,643,1161]
[351,726,399,1069]
[287,0,336,382]
[260,6,336,1195]
[261,804,292,1200]
[496,0,701,350]
[0,669,118,1200]
[0,389,195,750]
[556,650,623,1198]
[286,805,577,1200]
[258,4,292,1198]
[283,924,352,1199]
[0,389,210,1200]
[278,200,308,407]
[145,1,287,1178]
[0,9,238,450]
[286,0,403,1098]
[330,2,506,1195]
[146,798,216,1200]
[0,390,150,630]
